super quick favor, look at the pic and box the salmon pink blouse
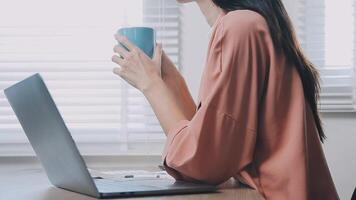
[162,10,339,200]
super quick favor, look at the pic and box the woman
[111,0,339,199]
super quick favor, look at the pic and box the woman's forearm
[143,77,188,135]
[144,53,196,135]
[161,52,196,120]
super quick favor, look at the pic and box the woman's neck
[196,0,225,27]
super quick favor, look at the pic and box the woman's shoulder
[219,10,269,37]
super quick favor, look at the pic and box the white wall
[322,113,356,199]
[179,3,356,199]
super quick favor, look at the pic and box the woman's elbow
[165,157,232,185]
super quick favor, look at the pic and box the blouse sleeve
[162,14,270,185]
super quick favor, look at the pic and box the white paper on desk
[88,169,175,181]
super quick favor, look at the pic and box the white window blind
[0,0,180,155]
[284,0,356,112]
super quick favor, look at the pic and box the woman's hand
[112,34,163,92]
[112,35,187,135]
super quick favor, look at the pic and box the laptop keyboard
[88,168,174,181]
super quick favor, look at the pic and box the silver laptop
[4,73,217,198]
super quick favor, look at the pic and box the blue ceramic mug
[117,27,156,58]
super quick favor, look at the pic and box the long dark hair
[212,0,326,142]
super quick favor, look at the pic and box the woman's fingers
[113,67,137,88]
[153,43,163,64]
[111,55,125,66]
[113,67,125,76]
[115,34,135,51]
[113,45,129,58]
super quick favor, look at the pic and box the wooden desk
[0,166,264,200]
